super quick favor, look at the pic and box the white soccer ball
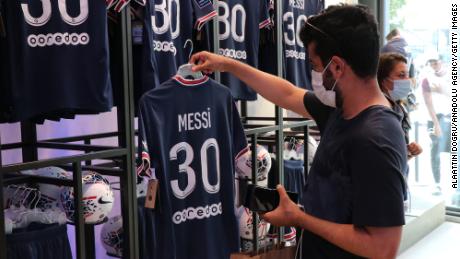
[236,206,270,240]
[235,145,272,184]
[22,167,71,210]
[60,171,114,224]
[266,226,297,246]
[101,215,123,257]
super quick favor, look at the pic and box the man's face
[429,60,442,73]
[307,42,344,108]
[307,43,336,91]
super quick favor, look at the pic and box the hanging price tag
[145,179,159,209]
[0,13,5,38]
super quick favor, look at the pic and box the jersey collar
[173,75,209,86]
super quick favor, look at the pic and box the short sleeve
[350,134,407,227]
[231,101,248,158]
[259,0,271,29]
[193,0,217,31]
[421,78,431,92]
[303,92,333,133]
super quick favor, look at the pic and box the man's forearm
[295,212,400,259]
[224,58,308,116]
[423,92,439,125]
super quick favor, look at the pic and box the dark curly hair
[299,4,380,79]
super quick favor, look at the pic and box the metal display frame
[0,7,137,259]
[0,1,318,258]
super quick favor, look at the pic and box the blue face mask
[389,79,412,101]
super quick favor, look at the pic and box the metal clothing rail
[0,6,138,259]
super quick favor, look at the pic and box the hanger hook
[184,39,194,61]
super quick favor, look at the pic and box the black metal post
[304,126,309,179]
[84,139,92,166]
[251,134,259,253]
[73,162,86,259]
[84,225,96,259]
[0,133,6,259]
[212,0,221,83]
[275,0,284,244]
[241,101,248,119]
[20,121,38,162]
[118,5,139,259]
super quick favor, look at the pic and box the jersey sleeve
[350,132,407,227]
[231,101,248,159]
[136,111,153,178]
[192,0,217,31]
[303,92,333,133]
[259,0,271,29]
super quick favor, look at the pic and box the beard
[335,86,344,109]
[322,69,344,109]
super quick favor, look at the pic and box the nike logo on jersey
[98,197,113,204]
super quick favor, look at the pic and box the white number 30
[169,138,221,199]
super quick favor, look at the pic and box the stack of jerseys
[138,75,247,259]
[0,0,113,123]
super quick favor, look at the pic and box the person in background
[381,29,410,58]
[378,53,423,212]
[381,29,417,112]
[422,56,450,195]
[377,52,423,162]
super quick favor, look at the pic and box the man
[422,57,450,195]
[191,5,407,259]
[381,29,409,57]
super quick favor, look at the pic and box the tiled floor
[398,222,460,259]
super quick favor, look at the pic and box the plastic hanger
[176,39,204,80]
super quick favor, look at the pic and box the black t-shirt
[301,93,407,259]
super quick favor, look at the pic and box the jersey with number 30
[143,0,217,85]
[283,0,323,89]
[207,0,270,100]
[138,76,247,259]
[0,0,112,122]
[259,0,323,90]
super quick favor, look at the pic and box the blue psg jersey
[283,0,323,89]
[1,0,113,122]
[142,0,217,85]
[204,0,270,101]
[260,0,323,90]
[138,76,247,259]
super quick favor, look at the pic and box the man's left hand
[260,185,303,227]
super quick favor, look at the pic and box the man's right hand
[190,51,231,74]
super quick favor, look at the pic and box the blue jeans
[428,114,451,184]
